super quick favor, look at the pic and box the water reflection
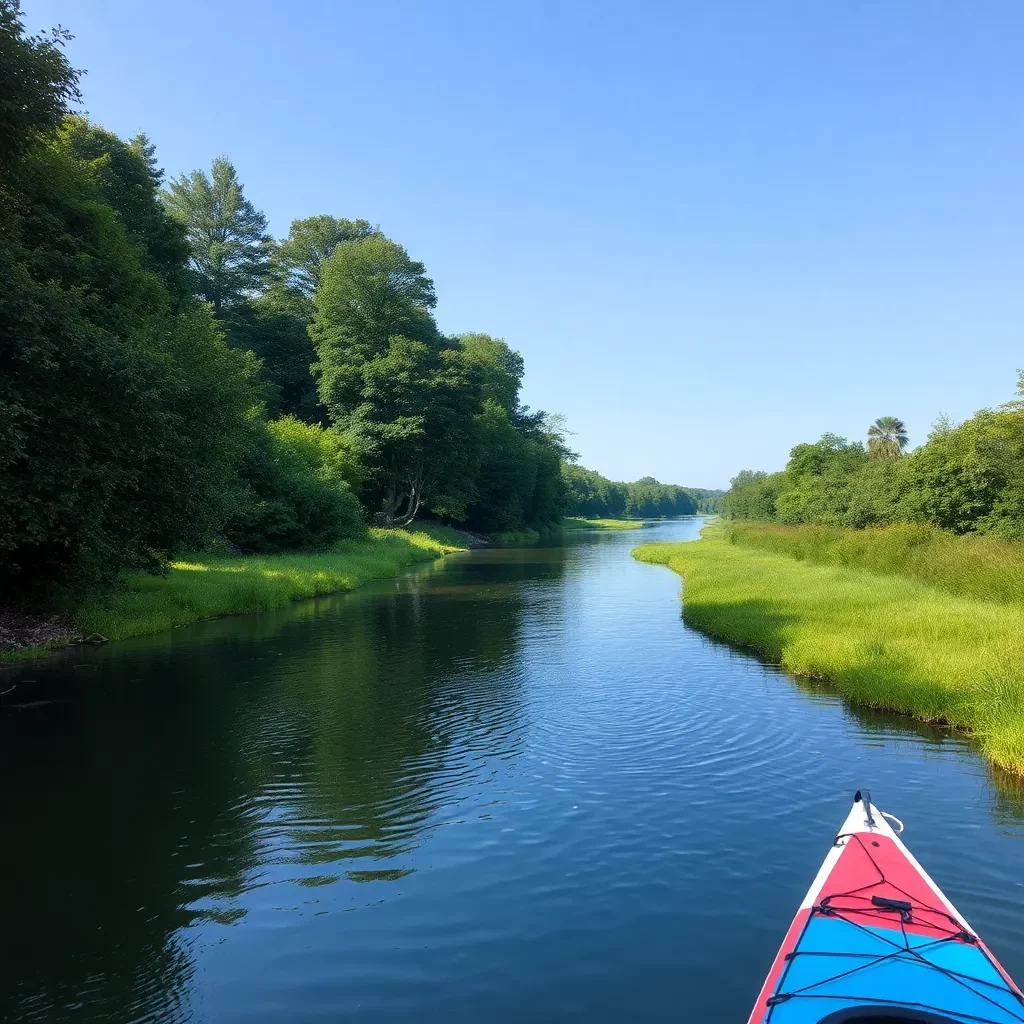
[0,548,555,1022]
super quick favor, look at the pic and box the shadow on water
[0,547,566,1022]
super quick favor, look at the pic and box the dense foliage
[1,1,722,610]
[1,7,258,596]
[722,380,1024,538]
[562,466,723,518]
[0,2,578,605]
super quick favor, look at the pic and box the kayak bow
[748,790,1024,1024]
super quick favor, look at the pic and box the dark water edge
[2,518,1023,1022]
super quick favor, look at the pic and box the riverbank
[562,517,645,531]
[488,517,645,544]
[633,525,1024,774]
[1,524,468,663]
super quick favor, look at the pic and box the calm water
[3,518,1024,1022]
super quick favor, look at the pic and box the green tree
[721,470,779,521]
[345,336,483,525]
[1,3,263,596]
[161,157,270,314]
[59,117,191,302]
[465,401,537,530]
[310,235,478,525]
[458,333,524,415]
[1,120,258,595]
[0,0,80,167]
[224,294,322,421]
[867,416,909,459]
[276,215,375,300]
[310,234,437,391]
[786,434,868,477]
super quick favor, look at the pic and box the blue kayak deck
[766,915,1024,1023]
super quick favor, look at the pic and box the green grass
[1,524,467,661]
[633,526,1024,774]
[0,639,72,663]
[561,517,645,531]
[721,520,1024,606]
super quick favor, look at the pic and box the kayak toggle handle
[881,810,905,833]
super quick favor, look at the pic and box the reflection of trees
[234,548,557,875]
[0,643,262,1022]
[1,544,564,1019]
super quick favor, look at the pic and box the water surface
[3,518,1024,1022]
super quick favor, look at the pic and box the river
[3,518,1024,1022]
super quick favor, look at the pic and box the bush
[224,418,364,552]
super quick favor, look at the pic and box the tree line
[723,389,1024,538]
[1,2,573,601]
[563,465,723,518]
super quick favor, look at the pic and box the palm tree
[867,416,909,459]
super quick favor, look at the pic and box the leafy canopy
[276,215,376,300]
[161,156,271,313]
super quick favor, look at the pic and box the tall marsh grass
[634,530,1024,774]
[722,521,1024,605]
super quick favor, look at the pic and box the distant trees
[722,392,1024,540]
[562,467,716,519]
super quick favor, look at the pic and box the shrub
[224,418,364,552]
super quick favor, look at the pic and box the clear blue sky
[25,0,1024,489]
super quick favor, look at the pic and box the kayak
[748,791,1024,1024]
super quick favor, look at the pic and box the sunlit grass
[721,520,1024,605]
[562,517,645,531]
[71,523,468,644]
[633,531,1024,774]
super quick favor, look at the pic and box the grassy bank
[633,526,1024,774]
[562,517,645,531]
[721,521,1024,605]
[3,524,467,661]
